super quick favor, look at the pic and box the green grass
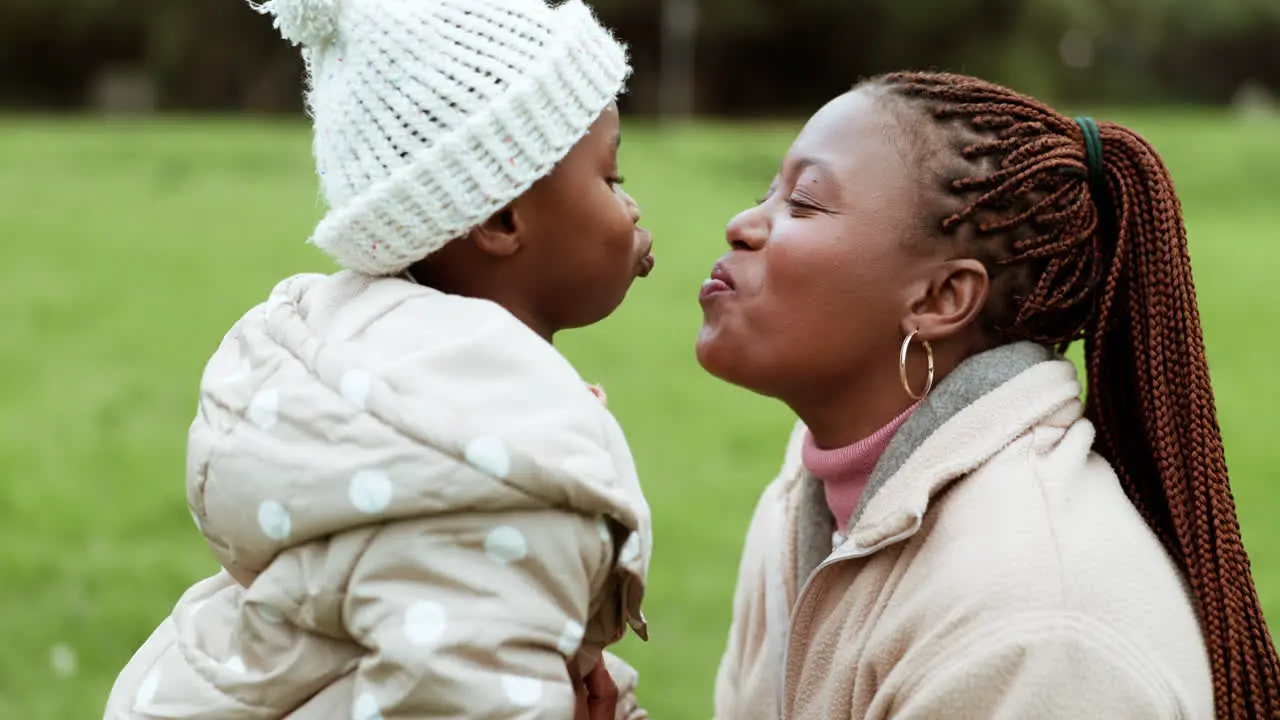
[1,110,1278,718]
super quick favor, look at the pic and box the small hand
[571,659,619,720]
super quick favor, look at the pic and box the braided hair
[864,71,1279,718]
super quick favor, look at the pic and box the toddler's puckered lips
[699,260,735,302]
[637,232,655,278]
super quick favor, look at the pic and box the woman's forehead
[784,89,910,189]
[791,91,891,159]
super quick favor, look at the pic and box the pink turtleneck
[802,404,918,536]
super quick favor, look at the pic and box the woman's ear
[469,205,521,257]
[902,258,990,342]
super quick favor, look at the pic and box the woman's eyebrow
[791,156,843,201]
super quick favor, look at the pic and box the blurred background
[2,0,1278,717]
[4,0,1280,115]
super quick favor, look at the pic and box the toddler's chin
[566,291,628,332]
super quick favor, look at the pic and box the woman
[698,72,1280,719]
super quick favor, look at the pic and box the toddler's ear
[471,205,521,257]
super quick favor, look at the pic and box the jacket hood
[186,272,648,578]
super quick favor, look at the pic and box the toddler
[103,0,653,717]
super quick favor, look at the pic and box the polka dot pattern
[465,436,511,478]
[557,620,585,656]
[353,691,383,720]
[135,667,160,709]
[349,470,393,514]
[341,369,372,409]
[484,526,528,564]
[404,600,448,646]
[502,674,543,707]
[620,532,641,565]
[248,389,279,430]
[257,500,292,540]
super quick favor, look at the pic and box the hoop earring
[899,329,935,400]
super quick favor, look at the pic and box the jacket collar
[838,341,1083,556]
[787,341,1092,583]
[857,343,1049,520]
[789,342,1067,586]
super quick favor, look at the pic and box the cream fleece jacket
[715,343,1213,719]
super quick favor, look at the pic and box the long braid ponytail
[871,70,1280,718]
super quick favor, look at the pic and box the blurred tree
[0,0,1276,114]
[659,0,698,120]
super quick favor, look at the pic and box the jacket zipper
[777,512,925,719]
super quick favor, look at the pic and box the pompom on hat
[250,0,631,275]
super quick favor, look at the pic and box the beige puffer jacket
[103,272,652,719]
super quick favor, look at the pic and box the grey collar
[850,341,1053,528]
[792,342,1054,586]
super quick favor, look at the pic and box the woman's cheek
[764,234,821,299]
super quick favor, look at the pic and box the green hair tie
[1073,116,1106,199]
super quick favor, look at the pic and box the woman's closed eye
[787,188,833,216]
[787,197,821,215]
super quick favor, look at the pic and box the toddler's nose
[618,186,641,224]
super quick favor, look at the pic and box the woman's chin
[695,324,746,386]
[695,324,723,368]
[696,323,789,401]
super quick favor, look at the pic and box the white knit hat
[251,0,631,275]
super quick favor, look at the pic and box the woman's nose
[726,206,768,250]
